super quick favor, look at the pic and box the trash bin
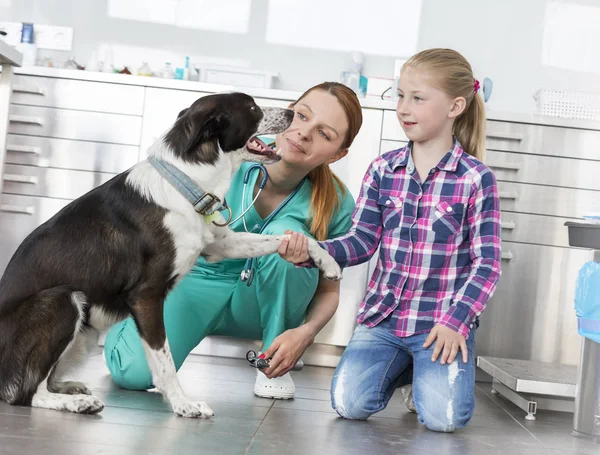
[565,222,600,441]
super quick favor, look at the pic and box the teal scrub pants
[103,219,319,390]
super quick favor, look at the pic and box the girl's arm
[438,167,502,338]
[315,160,385,268]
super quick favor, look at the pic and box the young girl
[280,48,501,432]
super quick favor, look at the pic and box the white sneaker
[400,384,417,413]
[254,370,296,399]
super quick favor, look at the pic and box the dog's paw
[173,401,214,418]
[320,259,342,281]
[66,395,105,414]
[307,240,342,281]
[49,381,91,395]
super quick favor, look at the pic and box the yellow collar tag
[203,212,223,225]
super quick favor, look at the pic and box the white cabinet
[317,108,383,346]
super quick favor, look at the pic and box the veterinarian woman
[104,82,362,399]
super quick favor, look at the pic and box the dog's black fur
[0,92,293,413]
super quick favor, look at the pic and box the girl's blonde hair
[291,82,363,241]
[403,48,486,161]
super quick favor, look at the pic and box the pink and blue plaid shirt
[318,139,502,339]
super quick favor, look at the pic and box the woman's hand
[422,324,468,365]
[278,230,310,264]
[260,325,314,378]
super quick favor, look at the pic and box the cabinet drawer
[0,194,71,274]
[500,212,573,248]
[11,75,145,116]
[2,164,115,200]
[5,134,139,173]
[488,149,600,191]
[381,110,409,141]
[498,181,600,219]
[476,241,588,364]
[8,105,142,146]
[487,120,600,161]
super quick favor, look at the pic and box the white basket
[534,89,600,121]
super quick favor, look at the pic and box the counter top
[6,66,600,132]
[0,41,22,67]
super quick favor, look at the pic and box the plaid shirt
[318,139,502,339]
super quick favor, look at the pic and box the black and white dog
[0,92,341,418]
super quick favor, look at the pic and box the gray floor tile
[0,354,592,455]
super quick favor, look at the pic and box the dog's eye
[250,106,257,111]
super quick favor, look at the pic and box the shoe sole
[253,387,295,400]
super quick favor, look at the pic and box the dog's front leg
[131,298,214,418]
[202,232,342,280]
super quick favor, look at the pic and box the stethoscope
[237,163,306,286]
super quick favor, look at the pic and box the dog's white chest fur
[163,211,215,280]
[125,145,235,282]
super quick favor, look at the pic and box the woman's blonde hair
[291,82,363,241]
[403,48,486,161]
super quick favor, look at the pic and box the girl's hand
[278,230,310,264]
[260,326,314,378]
[423,324,468,364]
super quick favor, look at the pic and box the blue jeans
[331,318,476,432]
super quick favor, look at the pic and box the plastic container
[574,260,600,343]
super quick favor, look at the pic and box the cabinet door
[476,241,590,365]
[3,164,114,200]
[5,134,138,174]
[12,75,145,116]
[315,108,383,346]
[0,194,71,274]
[8,105,142,146]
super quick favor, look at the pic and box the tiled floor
[0,351,597,455]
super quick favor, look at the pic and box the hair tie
[474,79,481,94]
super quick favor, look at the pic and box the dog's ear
[164,99,224,163]
[182,110,228,156]
[177,108,189,119]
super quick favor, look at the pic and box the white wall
[418,0,600,114]
[3,0,600,115]
[0,0,418,92]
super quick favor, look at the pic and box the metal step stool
[477,356,577,421]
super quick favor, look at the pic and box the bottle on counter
[137,62,153,77]
[160,62,175,79]
[341,51,368,97]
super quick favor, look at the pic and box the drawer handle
[0,204,34,215]
[3,174,38,185]
[501,251,513,261]
[6,144,42,155]
[501,221,516,230]
[9,115,44,126]
[12,84,47,96]
[487,133,524,142]
[490,163,520,172]
[498,191,518,200]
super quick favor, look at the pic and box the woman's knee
[103,320,154,391]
